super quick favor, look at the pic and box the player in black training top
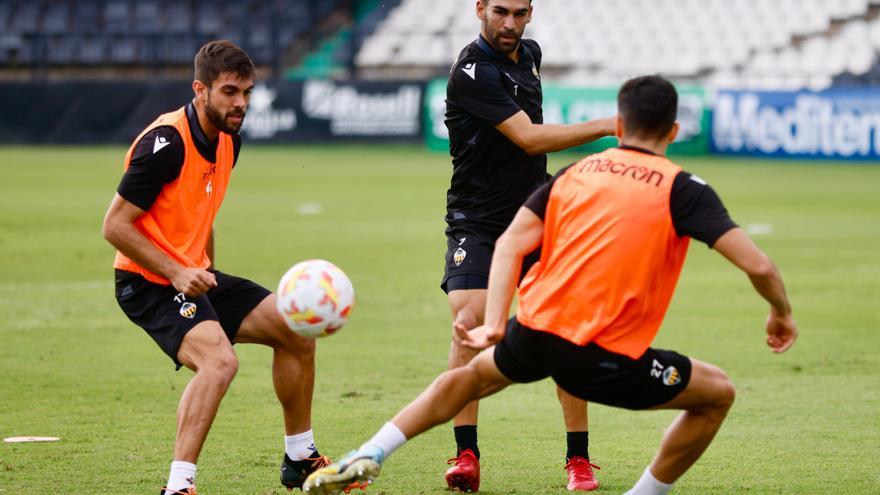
[439,0,616,492]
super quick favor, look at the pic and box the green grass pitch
[1,145,878,494]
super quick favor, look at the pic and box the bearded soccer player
[303,75,798,495]
[103,41,339,494]
[440,0,615,491]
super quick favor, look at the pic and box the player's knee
[716,372,736,412]
[453,310,481,332]
[704,365,736,414]
[280,331,317,356]
[204,352,239,385]
[442,366,481,395]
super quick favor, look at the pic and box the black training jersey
[445,35,546,237]
[524,146,738,248]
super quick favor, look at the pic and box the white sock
[285,430,317,461]
[361,422,407,458]
[164,460,196,494]
[624,467,673,495]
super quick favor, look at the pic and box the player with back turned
[440,0,615,491]
[303,74,798,495]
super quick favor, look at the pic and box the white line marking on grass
[4,436,61,443]
[298,202,323,215]
[746,223,774,235]
[0,281,113,292]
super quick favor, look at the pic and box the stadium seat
[41,3,70,35]
[109,37,139,64]
[78,37,106,65]
[196,5,224,36]
[354,0,879,89]
[164,4,192,35]
[103,1,131,35]
[9,3,40,34]
[72,2,101,35]
[133,1,162,35]
[46,36,76,65]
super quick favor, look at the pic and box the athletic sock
[453,425,480,459]
[164,460,196,495]
[624,467,673,495]
[566,431,590,461]
[361,422,407,459]
[285,430,317,461]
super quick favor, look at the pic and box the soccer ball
[276,259,354,338]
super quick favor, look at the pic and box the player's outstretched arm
[712,228,798,353]
[102,193,216,296]
[458,206,544,350]
[495,111,616,156]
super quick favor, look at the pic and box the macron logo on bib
[153,135,170,154]
[462,63,476,80]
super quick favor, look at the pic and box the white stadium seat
[356,0,878,89]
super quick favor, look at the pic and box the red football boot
[444,449,480,492]
[565,456,600,491]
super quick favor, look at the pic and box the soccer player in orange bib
[303,75,798,495]
[103,41,337,494]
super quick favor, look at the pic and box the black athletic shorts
[114,269,271,368]
[441,222,540,293]
[494,318,692,410]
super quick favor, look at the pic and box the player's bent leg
[173,321,240,463]
[396,348,511,439]
[447,289,487,424]
[236,294,317,433]
[645,358,736,484]
[558,385,588,432]
[446,289,488,492]
[304,351,513,495]
[235,294,324,490]
[557,386,599,491]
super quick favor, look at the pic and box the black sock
[454,425,480,459]
[566,431,589,461]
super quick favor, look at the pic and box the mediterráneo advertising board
[712,88,880,159]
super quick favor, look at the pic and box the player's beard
[484,22,522,54]
[205,96,246,135]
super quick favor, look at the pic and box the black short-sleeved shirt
[445,35,547,237]
[117,102,242,211]
[524,147,738,247]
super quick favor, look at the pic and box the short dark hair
[617,75,678,139]
[481,0,533,5]
[194,40,256,87]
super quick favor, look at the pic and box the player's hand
[169,267,217,297]
[598,115,618,136]
[765,309,797,353]
[454,322,504,350]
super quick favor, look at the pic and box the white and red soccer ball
[276,259,354,338]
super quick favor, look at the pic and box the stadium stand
[0,0,350,79]
[5,0,880,89]
[353,0,880,89]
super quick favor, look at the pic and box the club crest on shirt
[662,366,681,386]
[454,247,467,267]
[532,63,540,79]
[179,302,197,319]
